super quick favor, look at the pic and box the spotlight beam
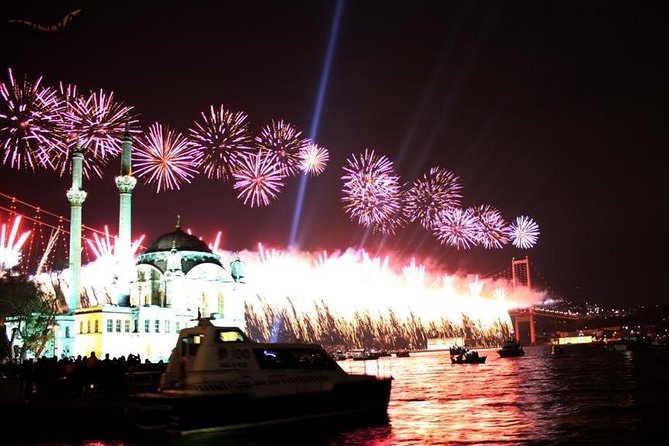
[289,0,344,248]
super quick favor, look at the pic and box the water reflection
[19,345,669,445]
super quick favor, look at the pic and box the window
[115,319,121,332]
[144,319,149,333]
[155,320,160,333]
[79,321,83,334]
[87,321,91,334]
[254,348,338,370]
[165,320,170,333]
[106,320,113,333]
[94,320,99,333]
[180,335,202,356]
[65,326,70,338]
[124,320,130,333]
[175,321,180,333]
[217,329,246,343]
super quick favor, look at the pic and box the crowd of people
[0,352,166,400]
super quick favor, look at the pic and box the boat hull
[450,356,487,364]
[126,376,392,435]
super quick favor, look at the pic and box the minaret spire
[115,120,137,305]
[66,139,87,313]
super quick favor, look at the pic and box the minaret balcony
[115,175,137,193]
[66,189,87,206]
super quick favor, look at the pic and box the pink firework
[0,214,31,274]
[432,207,480,250]
[55,88,137,175]
[509,215,540,249]
[0,68,66,171]
[188,104,254,181]
[133,122,201,192]
[341,149,403,228]
[300,142,329,176]
[255,119,309,177]
[470,204,510,249]
[404,166,463,230]
[233,151,286,207]
[372,204,408,236]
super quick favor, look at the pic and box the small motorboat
[497,338,525,357]
[450,350,487,364]
[125,318,393,435]
[351,349,382,361]
[395,349,410,358]
[449,345,468,356]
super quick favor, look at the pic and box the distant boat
[497,339,525,358]
[450,350,486,364]
[351,349,382,361]
[332,350,348,361]
[449,345,468,356]
[395,349,410,358]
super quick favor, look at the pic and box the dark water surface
[16,345,669,445]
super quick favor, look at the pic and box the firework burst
[0,68,66,171]
[341,149,403,230]
[255,119,309,177]
[433,207,480,249]
[509,215,540,249]
[52,88,137,178]
[189,104,254,181]
[299,142,329,176]
[133,122,201,192]
[232,151,286,207]
[470,204,510,249]
[0,215,31,275]
[404,166,463,230]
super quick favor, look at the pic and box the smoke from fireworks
[134,122,201,192]
[188,104,254,181]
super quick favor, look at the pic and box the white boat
[125,318,393,435]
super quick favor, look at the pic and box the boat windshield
[254,348,340,371]
[216,329,247,343]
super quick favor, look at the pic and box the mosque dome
[144,226,211,254]
[136,216,223,274]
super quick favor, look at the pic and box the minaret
[66,141,87,313]
[115,121,137,306]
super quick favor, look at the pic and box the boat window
[216,329,246,343]
[254,348,339,370]
[180,334,202,357]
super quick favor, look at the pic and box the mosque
[45,126,248,362]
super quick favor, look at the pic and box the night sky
[1,1,666,306]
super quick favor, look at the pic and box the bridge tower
[511,256,536,345]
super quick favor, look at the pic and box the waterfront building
[7,125,248,363]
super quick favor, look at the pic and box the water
[16,345,669,445]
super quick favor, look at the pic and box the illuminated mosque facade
[48,126,247,362]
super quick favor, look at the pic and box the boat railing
[126,370,163,394]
